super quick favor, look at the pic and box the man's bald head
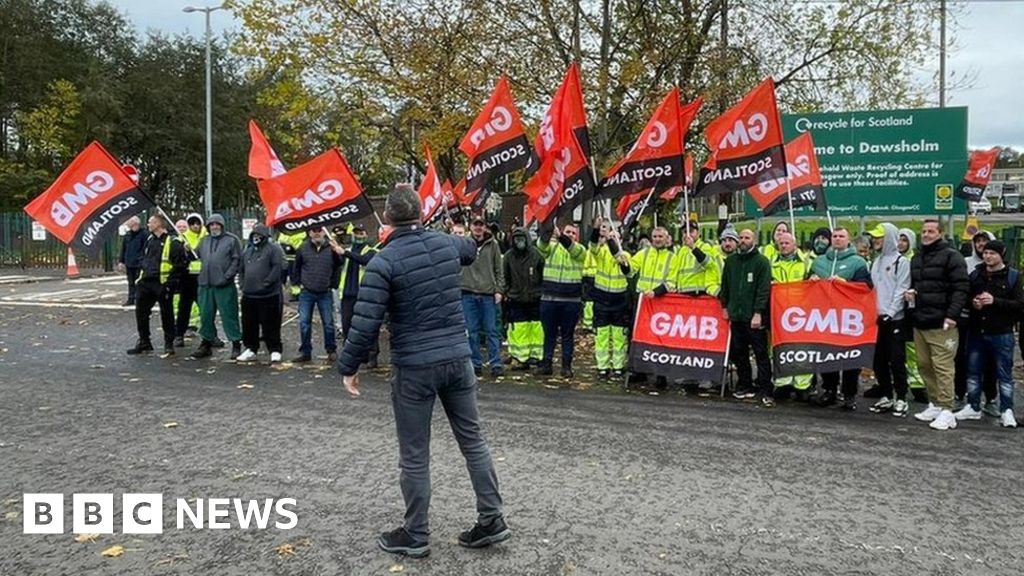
[778,232,796,256]
[739,228,756,252]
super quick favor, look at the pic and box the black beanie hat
[983,239,1006,258]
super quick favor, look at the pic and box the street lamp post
[183,4,225,217]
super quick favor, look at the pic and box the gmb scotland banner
[629,294,730,383]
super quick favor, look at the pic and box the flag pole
[154,205,198,259]
[785,171,796,236]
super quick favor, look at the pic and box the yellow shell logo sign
[935,184,953,210]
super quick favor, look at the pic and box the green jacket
[809,246,871,283]
[719,247,772,323]
[460,232,504,294]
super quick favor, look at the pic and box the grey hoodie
[196,213,242,287]
[239,224,286,298]
[898,228,916,257]
[965,230,995,271]
[870,223,911,319]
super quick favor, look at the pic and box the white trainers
[236,348,257,362]
[270,351,282,363]
[953,405,983,421]
[1001,409,1018,428]
[929,409,958,431]
[914,403,942,422]
[892,399,909,417]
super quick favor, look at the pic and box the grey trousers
[391,358,503,540]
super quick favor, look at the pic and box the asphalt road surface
[1,274,1022,576]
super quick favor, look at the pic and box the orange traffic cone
[66,246,80,278]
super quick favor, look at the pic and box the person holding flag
[127,214,188,356]
[587,217,631,380]
[668,218,721,296]
[338,223,380,368]
[769,232,813,400]
[808,228,872,411]
[116,216,147,307]
[535,223,587,379]
[292,228,345,364]
[629,227,676,296]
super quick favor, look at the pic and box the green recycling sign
[745,107,968,217]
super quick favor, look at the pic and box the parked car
[970,197,992,215]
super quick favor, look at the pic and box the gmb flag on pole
[459,76,531,210]
[418,145,446,226]
[258,148,372,233]
[24,141,154,255]
[955,147,1000,201]
[694,77,786,197]
[747,131,827,216]
[629,294,731,383]
[770,280,877,377]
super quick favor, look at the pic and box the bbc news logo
[23,494,298,534]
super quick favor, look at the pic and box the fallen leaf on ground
[74,533,99,543]
[389,564,405,573]
[496,457,507,462]
[90,364,105,369]
[237,384,254,389]
[206,369,216,375]
[274,543,295,556]
[5,511,19,521]
[163,422,178,429]
[128,378,140,383]
[101,544,124,557]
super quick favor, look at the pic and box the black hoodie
[503,228,544,303]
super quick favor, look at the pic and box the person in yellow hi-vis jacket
[629,226,675,295]
[588,218,631,380]
[173,213,207,346]
[278,230,307,301]
[667,219,721,296]
[769,232,813,400]
[535,222,586,379]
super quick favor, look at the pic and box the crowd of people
[117,199,1022,433]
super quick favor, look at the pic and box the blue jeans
[298,289,336,355]
[967,332,1015,412]
[462,294,502,370]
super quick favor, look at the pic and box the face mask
[353,237,366,247]
[210,227,223,237]
[513,238,527,251]
[251,235,264,245]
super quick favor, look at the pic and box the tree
[229,0,954,184]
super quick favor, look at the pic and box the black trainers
[291,353,312,363]
[127,341,154,355]
[473,366,483,378]
[597,369,610,379]
[230,341,242,360]
[377,527,430,558]
[841,398,857,411]
[211,337,225,348]
[560,366,574,379]
[760,395,776,408]
[611,369,625,379]
[490,366,504,378]
[534,363,553,376]
[162,344,175,356]
[190,341,213,359]
[458,516,511,548]
[172,336,185,348]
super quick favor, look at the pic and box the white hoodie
[870,223,911,320]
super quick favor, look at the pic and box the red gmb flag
[599,90,702,201]
[529,62,592,173]
[955,146,1000,201]
[459,75,531,210]
[24,141,154,254]
[418,145,446,226]
[695,77,786,197]
[258,148,372,233]
[615,189,653,231]
[247,120,287,180]
[523,129,594,224]
[770,279,877,377]
[629,294,731,383]
[747,131,827,216]
[440,179,461,210]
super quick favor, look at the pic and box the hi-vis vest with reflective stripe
[182,228,206,275]
[338,244,379,291]
[589,243,629,295]
[669,239,721,295]
[279,231,307,261]
[629,246,675,292]
[582,250,597,279]
[537,238,585,294]
[141,234,180,284]
[771,252,809,284]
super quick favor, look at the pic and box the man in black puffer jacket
[338,185,509,558]
[907,218,969,431]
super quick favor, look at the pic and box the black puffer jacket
[909,239,969,330]
[337,225,476,376]
[968,265,1024,335]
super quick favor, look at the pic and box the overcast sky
[106,0,1024,148]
